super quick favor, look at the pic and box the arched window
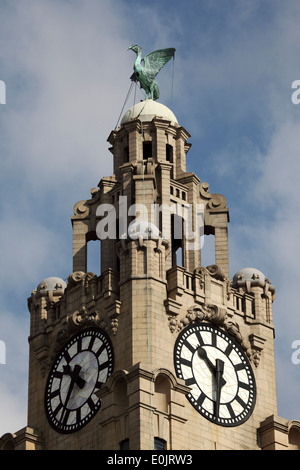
[143,141,152,160]
[154,375,170,414]
[119,438,129,450]
[154,437,166,450]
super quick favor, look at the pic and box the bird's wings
[143,48,176,82]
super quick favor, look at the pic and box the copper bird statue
[128,45,175,101]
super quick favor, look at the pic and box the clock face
[45,327,114,434]
[174,322,256,427]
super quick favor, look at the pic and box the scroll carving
[73,188,101,219]
[67,271,97,292]
[199,182,227,209]
[73,200,89,218]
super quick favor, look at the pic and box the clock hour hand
[197,348,226,388]
[63,364,85,389]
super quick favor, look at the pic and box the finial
[128,45,175,101]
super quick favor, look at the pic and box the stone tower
[1,99,300,451]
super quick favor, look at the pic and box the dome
[121,99,178,126]
[232,267,266,284]
[36,277,67,293]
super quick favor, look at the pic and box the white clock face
[174,323,256,427]
[45,328,114,434]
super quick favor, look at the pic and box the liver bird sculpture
[128,45,175,101]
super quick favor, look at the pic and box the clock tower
[1,97,300,451]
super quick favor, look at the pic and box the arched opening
[154,375,171,414]
[201,234,215,268]
[123,146,129,163]
[154,437,166,450]
[143,141,152,160]
[86,233,101,276]
[289,424,300,450]
[171,214,184,267]
[166,144,174,178]
[0,433,15,450]
[114,377,129,410]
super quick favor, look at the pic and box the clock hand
[63,364,85,389]
[197,348,226,387]
[215,359,225,418]
[60,364,84,425]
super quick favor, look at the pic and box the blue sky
[1,0,300,435]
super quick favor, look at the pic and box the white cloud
[0,0,134,201]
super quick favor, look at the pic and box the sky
[0,0,300,437]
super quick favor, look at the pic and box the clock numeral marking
[211,333,217,347]
[95,343,106,358]
[184,340,196,354]
[234,363,246,372]
[77,337,82,354]
[238,381,250,391]
[49,389,60,400]
[235,394,247,409]
[180,357,192,368]
[53,371,64,379]
[76,408,81,423]
[196,392,206,408]
[87,397,96,411]
[99,360,109,371]
[61,408,71,425]
[185,377,196,386]
[88,335,96,351]
[63,350,71,364]
[225,343,233,356]
[95,380,104,390]
[53,402,63,419]
[195,331,204,347]
[226,403,236,419]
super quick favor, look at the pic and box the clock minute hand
[60,364,83,425]
[215,358,225,418]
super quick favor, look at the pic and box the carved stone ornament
[199,182,227,209]
[248,333,266,367]
[72,187,101,219]
[194,265,231,300]
[68,271,97,288]
[67,307,107,333]
[73,200,90,218]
